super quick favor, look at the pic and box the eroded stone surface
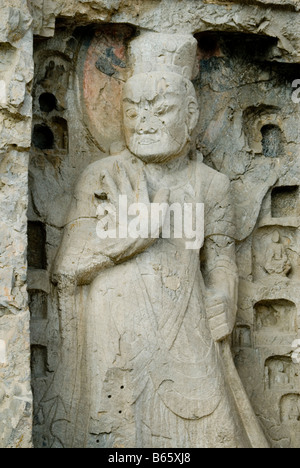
[0,0,33,449]
[27,0,300,65]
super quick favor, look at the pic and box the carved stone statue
[45,33,269,448]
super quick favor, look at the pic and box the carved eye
[154,106,167,116]
[126,108,138,119]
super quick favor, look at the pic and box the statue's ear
[187,97,199,134]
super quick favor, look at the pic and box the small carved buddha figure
[265,230,291,277]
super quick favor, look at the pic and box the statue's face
[123,72,198,163]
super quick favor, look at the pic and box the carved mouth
[138,138,158,145]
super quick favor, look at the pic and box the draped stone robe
[44,150,252,448]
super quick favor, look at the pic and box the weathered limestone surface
[205,0,300,8]
[1,0,300,449]
[28,0,300,63]
[0,0,33,448]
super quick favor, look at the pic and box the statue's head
[123,33,199,164]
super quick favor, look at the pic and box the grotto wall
[1,0,300,448]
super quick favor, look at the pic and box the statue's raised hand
[98,162,170,263]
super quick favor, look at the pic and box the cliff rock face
[1,0,300,448]
[0,0,33,449]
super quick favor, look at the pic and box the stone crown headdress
[129,32,198,80]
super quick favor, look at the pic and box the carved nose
[137,127,156,135]
[137,116,157,135]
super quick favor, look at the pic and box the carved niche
[28,25,300,448]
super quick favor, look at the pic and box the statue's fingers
[116,162,134,196]
[100,169,118,202]
[136,170,150,204]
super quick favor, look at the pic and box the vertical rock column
[0,0,33,448]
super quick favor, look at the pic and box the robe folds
[43,151,268,448]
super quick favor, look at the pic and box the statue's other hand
[205,291,232,342]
